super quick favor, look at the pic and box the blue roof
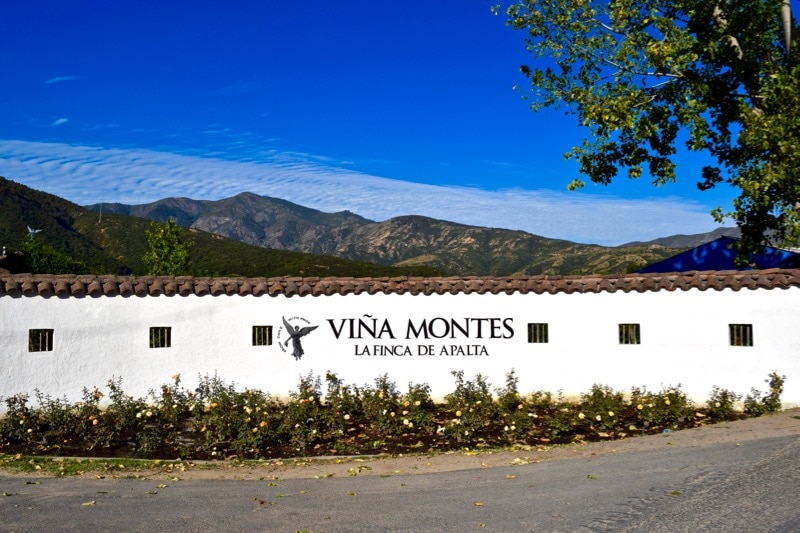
[637,237,800,273]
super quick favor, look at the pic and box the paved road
[1,432,799,531]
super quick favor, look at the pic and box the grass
[0,454,169,477]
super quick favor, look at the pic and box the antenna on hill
[98,204,103,225]
[26,225,42,239]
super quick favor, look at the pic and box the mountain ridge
[0,175,735,277]
[0,176,442,278]
[87,193,721,276]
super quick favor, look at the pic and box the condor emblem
[278,316,319,360]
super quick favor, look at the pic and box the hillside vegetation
[0,177,442,277]
[90,192,688,276]
[4,175,725,277]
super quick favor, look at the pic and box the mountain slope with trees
[2,175,734,277]
[89,192,689,276]
[0,176,442,277]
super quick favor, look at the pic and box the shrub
[193,375,279,457]
[577,384,627,434]
[324,372,364,434]
[495,370,541,441]
[744,371,786,417]
[0,370,786,460]
[0,393,40,445]
[103,377,150,450]
[358,374,402,435]
[630,385,693,429]
[443,371,497,442]
[705,386,742,420]
[32,392,80,448]
[400,382,436,434]
[279,373,324,452]
[548,395,581,441]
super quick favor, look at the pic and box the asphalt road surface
[1,413,799,532]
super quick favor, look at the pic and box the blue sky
[0,0,752,245]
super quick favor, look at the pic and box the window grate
[527,323,549,343]
[149,326,171,349]
[252,325,273,346]
[729,324,753,346]
[28,329,54,352]
[619,324,641,345]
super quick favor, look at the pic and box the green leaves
[142,219,192,276]
[15,237,88,274]
[503,0,800,257]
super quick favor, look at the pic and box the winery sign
[278,315,515,360]
[326,315,515,358]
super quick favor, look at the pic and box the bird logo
[281,316,319,361]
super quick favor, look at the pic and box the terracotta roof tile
[283,280,298,296]
[5,279,19,295]
[86,280,102,296]
[237,279,252,296]
[102,280,119,296]
[21,279,36,295]
[149,279,164,296]
[1,270,800,298]
[118,280,134,296]
[208,280,223,295]
[37,279,54,295]
[194,280,210,296]
[253,280,269,296]
[54,279,70,295]
[70,279,85,296]
[297,282,312,296]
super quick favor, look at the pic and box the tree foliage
[13,237,88,274]
[499,0,799,257]
[142,219,192,276]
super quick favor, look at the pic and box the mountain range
[0,177,441,278]
[87,192,738,276]
[1,175,738,277]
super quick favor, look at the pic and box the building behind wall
[1,270,799,408]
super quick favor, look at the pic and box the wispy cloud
[0,140,724,245]
[44,76,78,85]
[50,118,69,127]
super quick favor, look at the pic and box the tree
[498,0,798,258]
[14,237,87,274]
[142,219,192,276]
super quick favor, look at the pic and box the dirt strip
[121,408,798,481]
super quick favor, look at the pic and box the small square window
[729,324,753,346]
[253,325,273,346]
[527,323,549,343]
[149,326,171,349]
[619,324,641,345]
[28,329,54,352]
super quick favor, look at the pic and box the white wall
[2,287,798,407]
